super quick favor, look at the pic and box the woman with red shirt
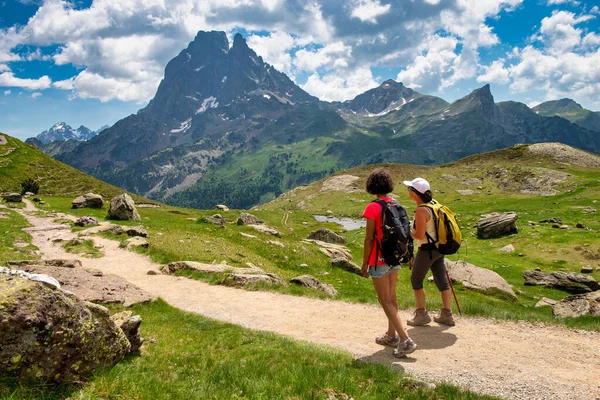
[361,168,416,358]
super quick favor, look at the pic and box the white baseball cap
[403,177,431,194]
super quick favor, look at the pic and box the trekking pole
[445,266,462,316]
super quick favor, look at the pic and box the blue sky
[1,0,599,140]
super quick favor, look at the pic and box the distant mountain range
[54,30,600,209]
[26,123,109,157]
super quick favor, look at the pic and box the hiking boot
[375,333,400,347]
[407,309,431,326]
[433,309,455,326]
[393,338,417,358]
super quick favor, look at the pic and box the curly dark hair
[365,168,394,195]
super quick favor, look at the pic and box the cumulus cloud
[294,42,352,72]
[350,0,391,24]
[301,67,379,101]
[0,71,51,90]
[4,89,11,95]
[477,59,510,84]
[538,11,592,54]
[547,0,580,5]
[247,31,296,76]
[30,92,42,99]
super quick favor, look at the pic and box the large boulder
[223,273,288,287]
[74,216,98,227]
[0,274,130,383]
[162,261,264,275]
[523,270,600,294]
[2,192,22,202]
[307,228,347,244]
[108,193,140,221]
[237,213,265,225]
[476,212,518,239]
[552,291,600,318]
[71,193,104,209]
[290,275,338,296]
[444,260,517,299]
[331,258,362,276]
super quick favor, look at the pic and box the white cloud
[59,69,158,102]
[0,27,23,63]
[247,31,296,76]
[591,6,599,15]
[294,42,352,72]
[396,35,461,92]
[3,89,11,95]
[527,100,541,108]
[30,92,42,99]
[582,32,600,48]
[0,71,52,90]
[350,0,391,24]
[547,0,580,5]
[477,59,510,84]
[301,67,379,101]
[539,11,592,54]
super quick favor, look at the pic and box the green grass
[61,238,103,258]
[0,206,39,265]
[0,300,494,400]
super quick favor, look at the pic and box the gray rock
[124,237,149,249]
[307,228,347,244]
[523,270,600,293]
[0,275,130,383]
[267,240,285,248]
[204,214,226,226]
[108,194,140,221]
[123,226,147,237]
[552,291,600,318]
[581,266,594,273]
[7,259,82,269]
[216,204,229,211]
[248,224,282,237]
[540,217,562,224]
[74,216,98,227]
[445,259,517,299]
[576,223,586,229]
[162,261,264,275]
[559,225,569,230]
[32,197,41,202]
[456,189,476,195]
[2,192,22,202]
[290,274,338,296]
[535,297,558,308]
[331,258,362,276]
[237,213,264,225]
[111,311,144,353]
[224,273,287,287]
[71,193,104,209]
[476,212,518,239]
[499,244,515,253]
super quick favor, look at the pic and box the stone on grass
[71,193,104,209]
[268,240,285,248]
[124,237,148,249]
[0,274,130,383]
[303,239,353,261]
[307,228,347,244]
[331,258,362,276]
[248,224,282,237]
[2,192,22,202]
[237,213,264,225]
[444,259,517,299]
[552,291,600,318]
[223,273,287,287]
[216,204,229,211]
[123,226,147,237]
[476,212,518,239]
[162,261,264,275]
[204,214,226,226]
[540,217,562,224]
[74,216,98,227]
[581,266,594,273]
[291,274,338,296]
[523,270,599,294]
[108,193,140,221]
[535,297,558,308]
[499,244,515,253]
[111,311,144,353]
[7,259,82,269]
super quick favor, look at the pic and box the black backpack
[373,199,414,266]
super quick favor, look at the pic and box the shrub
[20,178,40,195]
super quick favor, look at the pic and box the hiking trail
[7,200,600,400]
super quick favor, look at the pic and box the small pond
[313,215,366,231]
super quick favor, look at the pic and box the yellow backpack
[418,200,462,255]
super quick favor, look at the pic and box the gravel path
[8,201,600,400]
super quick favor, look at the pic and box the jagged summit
[342,79,419,115]
[30,122,97,144]
[447,84,498,116]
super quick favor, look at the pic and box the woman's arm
[362,218,376,277]
[411,207,429,241]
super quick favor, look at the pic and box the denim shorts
[368,264,401,278]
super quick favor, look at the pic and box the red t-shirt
[362,197,393,266]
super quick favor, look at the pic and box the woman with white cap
[403,177,455,326]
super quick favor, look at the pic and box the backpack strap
[371,199,390,265]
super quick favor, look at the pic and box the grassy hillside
[0,132,147,201]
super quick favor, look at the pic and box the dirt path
[8,201,600,400]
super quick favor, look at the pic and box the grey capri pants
[411,246,450,291]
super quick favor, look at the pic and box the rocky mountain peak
[533,98,584,115]
[448,84,497,116]
[343,79,418,115]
